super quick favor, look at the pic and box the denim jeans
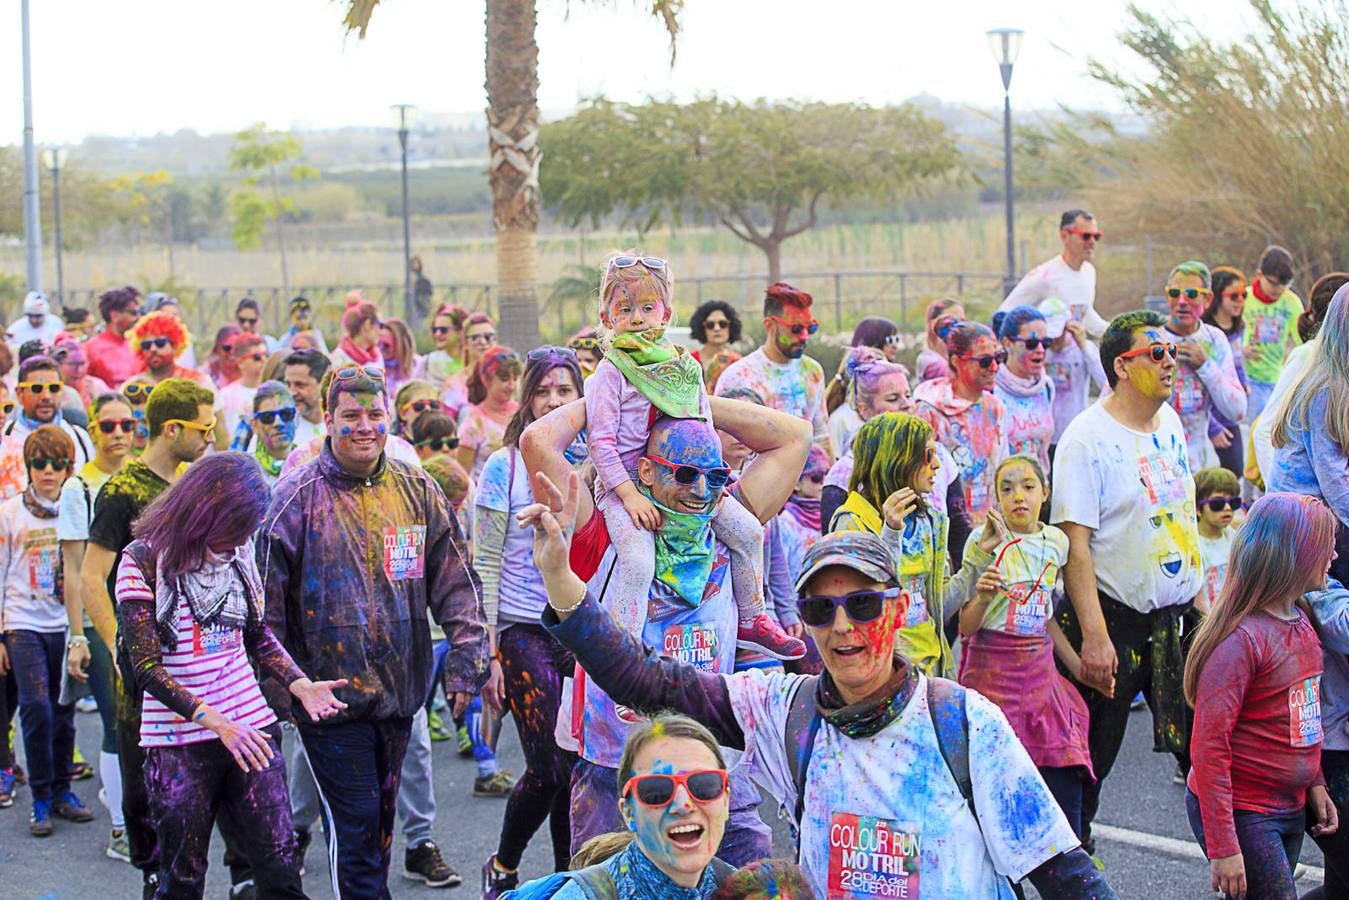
[1186,789,1303,900]
[6,629,76,803]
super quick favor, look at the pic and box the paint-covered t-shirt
[967,527,1069,636]
[474,446,548,624]
[1050,401,1201,613]
[88,459,172,604]
[728,670,1079,896]
[1196,527,1236,615]
[1045,340,1107,444]
[1242,285,1304,385]
[914,380,1007,526]
[1162,323,1247,472]
[993,370,1055,474]
[892,512,945,673]
[457,404,513,482]
[0,494,64,632]
[216,380,259,443]
[715,348,829,447]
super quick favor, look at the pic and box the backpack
[502,856,735,899]
[784,674,978,840]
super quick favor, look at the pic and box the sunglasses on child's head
[644,454,732,490]
[796,587,902,628]
[622,770,727,808]
[607,255,667,272]
[254,408,297,426]
[1203,496,1240,513]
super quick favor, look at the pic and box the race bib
[383,525,427,581]
[192,620,241,657]
[1171,370,1206,416]
[899,575,929,630]
[828,813,921,899]
[1137,450,1189,506]
[26,543,58,595]
[1289,676,1323,748]
[662,622,720,671]
[1003,582,1050,636]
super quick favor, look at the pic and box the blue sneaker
[0,767,16,808]
[52,791,94,823]
[30,798,53,836]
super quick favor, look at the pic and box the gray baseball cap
[793,531,898,594]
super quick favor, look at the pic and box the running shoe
[75,695,99,714]
[736,613,807,660]
[30,798,53,836]
[404,839,462,888]
[12,761,26,784]
[71,745,94,780]
[456,724,473,757]
[428,709,452,743]
[1129,691,1146,710]
[52,791,94,822]
[295,827,312,876]
[0,767,15,808]
[481,854,519,899]
[1172,764,1187,786]
[473,770,516,798]
[107,828,132,863]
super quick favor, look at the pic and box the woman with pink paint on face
[914,320,1009,526]
[993,306,1056,475]
[51,339,109,411]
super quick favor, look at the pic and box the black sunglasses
[254,407,297,426]
[417,437,460,452]
[28,457,70,472]
[961,350,1008,369]
[796,587,902,628]
[139,337,172,351]
[1203,496,1240,513]
[1010,337,1049,351]
[431,325,453,336]
[404,398,443,415]
[237,316,259,326]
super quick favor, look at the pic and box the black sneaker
[482,854,519,899]
[295,828,312,877]
[404,840,461,888]
[141,872,160,900]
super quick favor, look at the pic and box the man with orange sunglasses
[715,282,830,453]
[1000,208,1110,339]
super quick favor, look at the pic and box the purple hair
[850,356,909,413]
[133,452,270,580]
[803,443,831,478]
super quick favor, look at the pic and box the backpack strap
[570,864,619,900]
[926,675,973,815]
[784,674,822,830]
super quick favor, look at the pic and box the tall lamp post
[21,0,42,293]
[987,28,1024,296]
[391,104,417,324]
[41,148,67,306]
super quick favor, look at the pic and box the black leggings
[495,622,578,872]
[1303,748,1349,900]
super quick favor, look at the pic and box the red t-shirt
[1187,609,1325,859]
[85,329,143,387]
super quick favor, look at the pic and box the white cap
[23,291,49,316]
[1038,297,1070,339]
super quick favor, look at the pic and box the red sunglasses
[622,769,728,807]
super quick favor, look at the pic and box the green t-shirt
[1242,286,1304,384]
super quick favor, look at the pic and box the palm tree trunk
[486,0,542,350]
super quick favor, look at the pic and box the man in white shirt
[281,348,329,446]
[1000,210,1109,339]
[1051,309,1202,855]
[7,292,65,349]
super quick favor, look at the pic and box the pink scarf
[337,336,380,366]
[785,496,821,532]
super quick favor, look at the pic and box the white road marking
[1094,823,1325,883]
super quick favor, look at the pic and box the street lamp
[987,28,1024,295]
[390,103,418,325]
[41,147,67,306]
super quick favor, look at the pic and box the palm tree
[342,1,681,351]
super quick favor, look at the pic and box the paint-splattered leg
[596,491,657,638]
[115,663,159,879]
[147,743,226,898]
[711,494,767,622]
[221,724,303,899]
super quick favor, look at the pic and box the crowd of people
[0,206,1345,900]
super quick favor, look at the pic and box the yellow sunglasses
[164,417,217,434]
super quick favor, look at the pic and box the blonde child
[584,253,804,662]
[958,455,1094,837]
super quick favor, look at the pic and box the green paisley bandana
[640,485,715,607]
[605,329,704,421]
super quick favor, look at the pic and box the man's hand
[1309,784,1340,837]
[483,658,507,713]
[1079,631,1118,698]
[1211,853,1246,899]
[449,691,474,718]
[289,677,350,722]
[1064,320,1087,349]
[1176,341,1208,368]
[67,642,91,681]
[882,488,919,530]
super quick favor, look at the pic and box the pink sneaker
[736,613,806,660]
[615,705,647,725]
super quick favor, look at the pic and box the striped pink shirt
[117,556,277,748]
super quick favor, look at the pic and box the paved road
[2,706,1329,898]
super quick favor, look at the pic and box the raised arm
[709,396,812,525]
[520,399,594,526]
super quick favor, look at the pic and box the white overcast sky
[4,0,1260,144]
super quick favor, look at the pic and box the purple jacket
[259,442,490,723]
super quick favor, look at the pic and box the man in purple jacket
[258,364,489,899]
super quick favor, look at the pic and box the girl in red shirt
[1183,492,1340,899]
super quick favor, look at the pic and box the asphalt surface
[1,706,1329,898]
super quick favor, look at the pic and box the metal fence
[51,270,1006,347]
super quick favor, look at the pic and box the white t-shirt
[1050,401,1202,612]
[7,314,66,349]
[828,404,863,460]
[1196,527,1236,615]
[728,669,1078,897]
[0,494,65,632]
[474,446,549,624]
[999,255,1108,339]
[216,381,259,442]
